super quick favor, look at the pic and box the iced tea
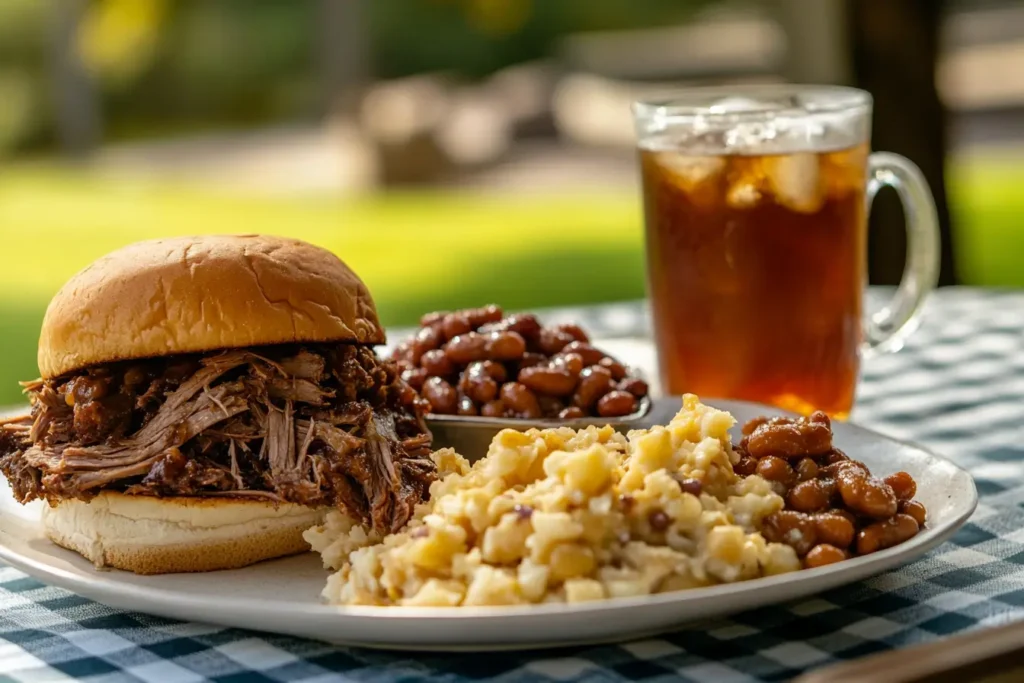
[639,143,869,417]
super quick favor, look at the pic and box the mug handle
[862,152,941,357]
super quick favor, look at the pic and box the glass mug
[633,85,939,418]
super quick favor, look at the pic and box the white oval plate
[0,399,977,651]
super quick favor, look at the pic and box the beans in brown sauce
[795,457,818,481]
[552,352,585,377]
[537,328,575,356]
[734,455,758,476]
[420,311,447,328]
[537,395,566,416]
[518,352,547,371]
[899,500,927,526]
[857,514,919,554]
[742,416,770,436]
[599,357,627,381]
[401,305,646,420]
[618,377,649,398]
[826,508,857,526]
[745,414,833,459]
[813,513,855,548]
[479,360,508,383]
[398,383,419,407]
[441,313,473,341]
[837,466,898,519]
[444,333,488,365]
[503,314,542,343]
[420,349,454,378]
[884,471,917,502]
[413,325,444,354]
[484,331,526,361]
[466,304,503,329]
[756,456,796,488]
[391,342,414,366]
[573,366,614,409]
[787,479,833,513]
[824,449,851,465]
[553,323,590,343]
[457,396,478,416]
[804,544,848,568]
[460,366,498,404]
[422,377,458,415]
[480,399,505,418]
[500,382,542,419]
[562,341,605,366]
[518,366,577,397]
[763,510,817,556]
[401,368,427,391]
[596,390,637,418]
[738,412,926,568]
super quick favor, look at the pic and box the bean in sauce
[420,349,453,378]
[518,366,577,397]
[804,543,848,568]
[573,366,614,409]
[444,332,488,365]
[484,331,527,361]
[422,377,458,415]
[500,382,541,419]
[596,390,637,418]
[400,306,649,419]
[738,413,927,567]
[537,328,575,356]
[857,514,919,554]
[441,313,473,341]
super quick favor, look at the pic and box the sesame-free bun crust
[42,492,326,575]
[38,235,385,378]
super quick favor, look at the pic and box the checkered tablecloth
[3,287,1024,683]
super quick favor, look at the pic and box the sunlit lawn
[0,155,1020,404]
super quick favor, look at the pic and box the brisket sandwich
[0,235,435,574]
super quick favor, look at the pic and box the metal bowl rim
[425,396,652,430]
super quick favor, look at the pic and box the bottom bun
[43,492,327,575]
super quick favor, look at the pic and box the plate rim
[0,397,978,623]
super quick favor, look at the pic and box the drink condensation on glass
[634,87,940,418]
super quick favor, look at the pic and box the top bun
[38,235,385,378]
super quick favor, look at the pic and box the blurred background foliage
[0,0,713,152]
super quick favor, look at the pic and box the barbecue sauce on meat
[0,345,435,535]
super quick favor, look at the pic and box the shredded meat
[0,344,435,534]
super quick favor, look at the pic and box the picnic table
[2,287,1022,682]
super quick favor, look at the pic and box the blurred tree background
[0,0,711,155]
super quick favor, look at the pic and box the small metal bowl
[426,396,652,461]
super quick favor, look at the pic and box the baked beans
[900,500,927,526]
[396,305,648,420]
[745,412,833,459]
[741,414,926,569]
[756,455,796,489]
[857,514,920,555]
[804,544,848,568]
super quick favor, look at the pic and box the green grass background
[0,154,1020,405]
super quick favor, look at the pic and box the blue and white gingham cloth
[3,287,1024,683]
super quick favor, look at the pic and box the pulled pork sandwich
[0,235,435,574]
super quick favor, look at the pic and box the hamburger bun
[38,234,385,379]
[43,493,326,575]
